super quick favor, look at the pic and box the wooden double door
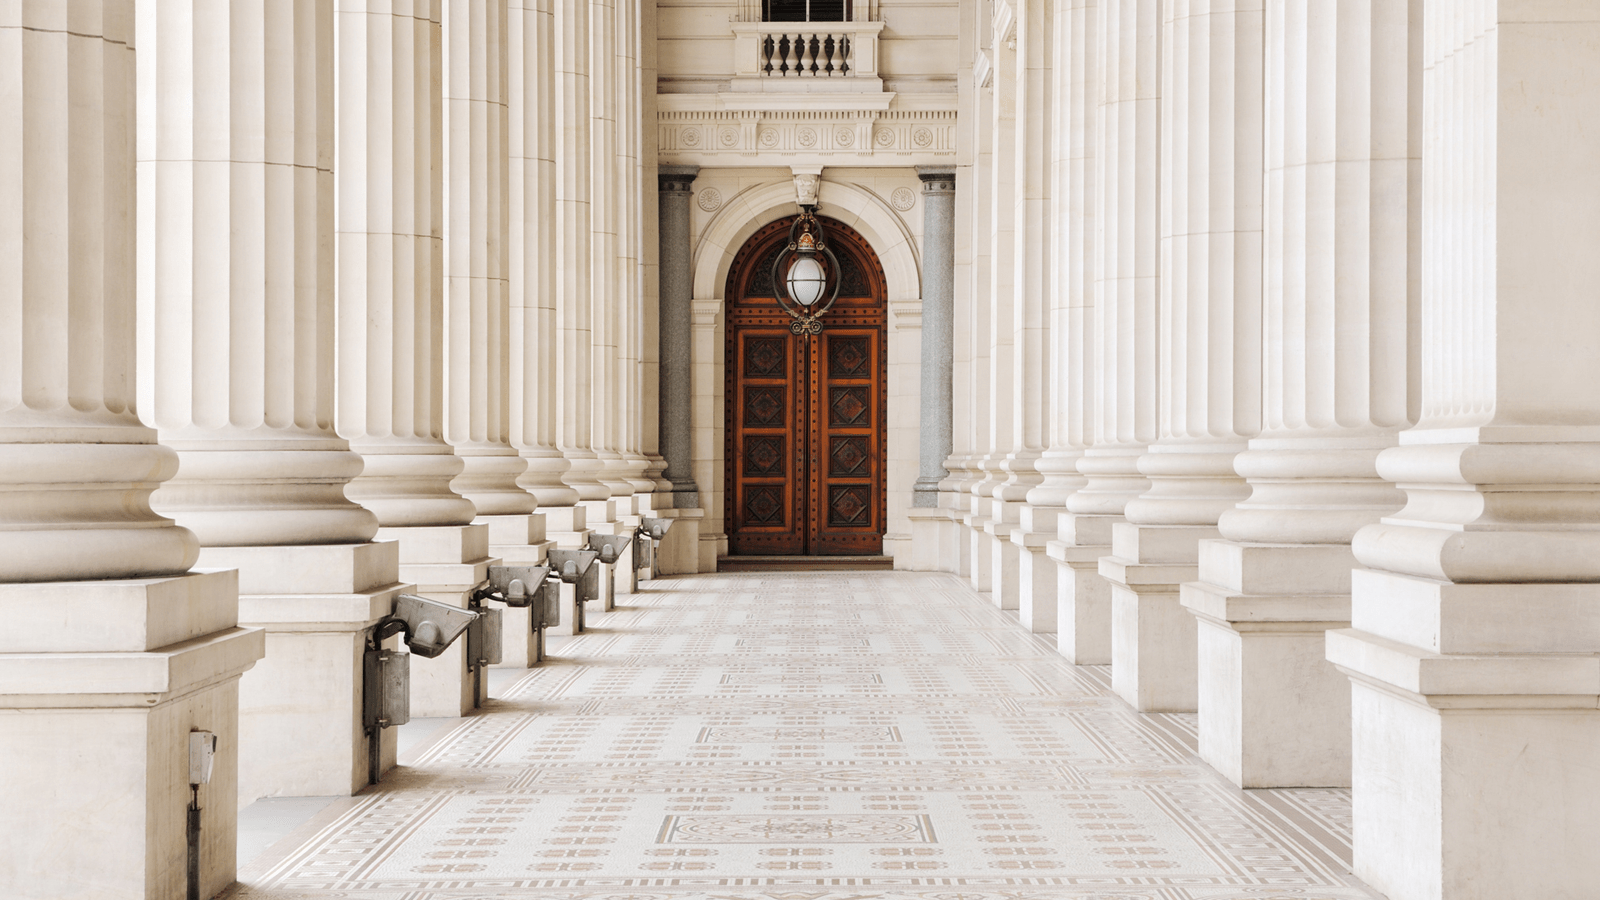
[726,217,886,556]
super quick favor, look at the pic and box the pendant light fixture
[770,205,842,334]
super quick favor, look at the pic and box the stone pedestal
[1100,523,1207,712]
[983,507,1020,611]
[1180,540,1353,787]
[481,513,552,566]
[1048,513,1118,664]
[204,542,408,803]
[377,525,494,717]
[1329,573,1600,900]
[905,507,961,572]
[653,508,704,576]
[0,572,263,900]
[1012,505,1061,633]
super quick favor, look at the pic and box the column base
[1327,570,1600,900]
[649,507,703,575]
[200,542,408,804]
[965,506,994,592]
[984,518,1019,610]
[0,570,263,900]
[906,507,960,572]
[542,505,594,551]
[1180,540,1355,788]
[1046,512,1119,665]
[375,525,494,717]
[1012,505,1062,633]
[1100,523,1212,712]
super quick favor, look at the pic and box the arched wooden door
[726,216,887,556]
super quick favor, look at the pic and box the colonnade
[0,1,667,896]
[923,1,1600,897]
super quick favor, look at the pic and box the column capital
[917,166,956,191]
[658,165,699,192]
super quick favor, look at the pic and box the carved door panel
[727,216,885,556]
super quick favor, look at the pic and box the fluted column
[1063,0,1160,668]
[140,0,409,802]
[1101,0,1263,713]
[1045,0,1106,664]
[1331,6,1600,897]
[638,0,670,496]
[0,5,261,894]
[589,0,630,505]
[336,0,474,529]
[0,1,196,582]
[554,0,607,506]
[337,0,490,718]
[913,171,956,507]
[1006,0,1059,632]
[1183,0,1418,786]
[510,0,581,513]
[139,0,376,550]
[445,0,533,521]
[980,6,1023,609]
[617,0,654,499]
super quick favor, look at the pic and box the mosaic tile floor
[227,571,1375,900]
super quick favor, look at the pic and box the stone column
[553,0,608,519]
[1068,0,1160,672]
[1181,0,1419,786]
[1329,5,1600,897]
[444,1,548,572]
[0,4,262,895]
[1045,0,1105,664]
[652,166,703,573]
[138,0,408,802]
[1005,0,1059,633]
[588,0,631,512]
[657,166,700,509]
[906,169,957,568]
[507,0,576,663]
[980,4,1027,611]
[337,0,492,717]
[1102,0,1264,713]
[638,0,671,499]
[510,0,581,520]
[962,17,997,594]
[616,0,656,508]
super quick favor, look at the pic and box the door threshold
[717,555,895,573]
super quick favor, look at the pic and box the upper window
[762,0,850,22]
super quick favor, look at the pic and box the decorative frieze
[658,101,957,166]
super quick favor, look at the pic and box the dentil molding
[658,94,957,167]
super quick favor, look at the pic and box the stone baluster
[336,0,492,715]
[0,4,262,894]
[1181,0,1419,786]
[1102,0,1264,713]
[1330,5,1600,897]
